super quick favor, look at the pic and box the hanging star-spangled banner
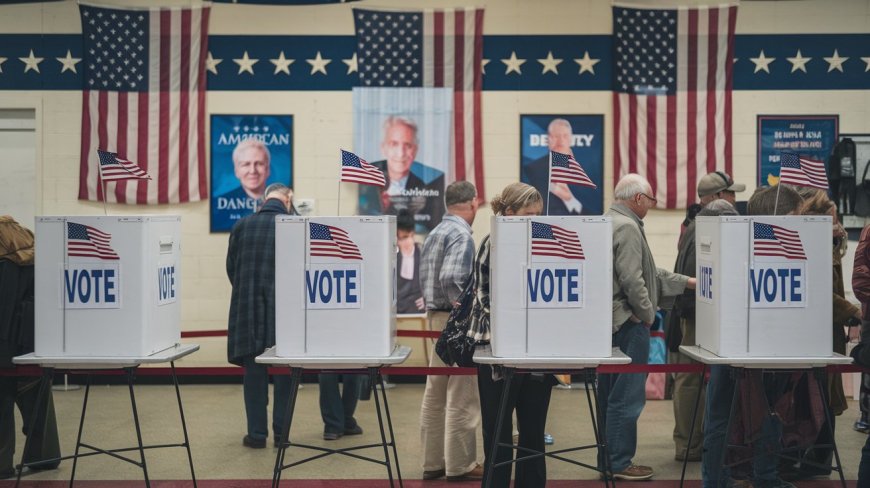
[612,4,738,210]
[78,4,211,205]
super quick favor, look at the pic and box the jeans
[597,320,649,473]
[702,366,783,488]
[242,355,292,441]
[318,373,361,434]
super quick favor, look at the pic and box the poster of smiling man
[520,114,604,215]
[210,115,293,232]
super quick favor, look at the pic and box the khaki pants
[419,311,480,476]
[672,317,705,460]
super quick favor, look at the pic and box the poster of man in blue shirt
[210,115,293,232]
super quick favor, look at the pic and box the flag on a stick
[778,152,829,190]
[340,150,386,187]
[550,151,597,188]
[97,150,151,181]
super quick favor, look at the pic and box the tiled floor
[5,381,865,485]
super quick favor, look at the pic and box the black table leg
[370,367,396,488]
[716,368,741,488]
[813,367,847,488]
[272,367,303,488]
[483,367,514,488]
[125,367,150,488]
[680,364,707,487]
[14,367,54,488]
[68,373,92,488]
[170,361,197,487]
[587,369,615,488]
[374,368,403,488]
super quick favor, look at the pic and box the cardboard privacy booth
[35,216,182,357]
[490,216,612,358]
[695,215,833,357]
[275,216,397,357]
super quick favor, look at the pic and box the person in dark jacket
[853,337,870,486]
[396,209,424,314]
[226,183,295,449]
[0,216,60,478]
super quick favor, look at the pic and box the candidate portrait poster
[520,114,604,216]
[353,88,451,234]
[210,115,293,233]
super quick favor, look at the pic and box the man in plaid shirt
[418,181,484,481]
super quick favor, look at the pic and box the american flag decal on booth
[67,222,120,260]
[530,222,585,260]
[309,223,363,260]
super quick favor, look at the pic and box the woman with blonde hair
[467,182,553,488]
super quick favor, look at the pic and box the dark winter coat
[226,198,289,365]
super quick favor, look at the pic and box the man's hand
[415,297,425,311]
[686,277,697,290]
[550,182,573,202]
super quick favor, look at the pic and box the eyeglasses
[639,192,658,204]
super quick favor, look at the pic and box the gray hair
[264,182,291,199]
[445,181,476,207]
[232,138,271,166]
[613,173,651,200]
[383,116,419,145]
[548,118,572,134]
[699,199,738,217]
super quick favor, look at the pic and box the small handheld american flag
[753,222,806,260]
[310,222,363,260]
[778,152,828,191]
[97,150,151,182]
[340,150,386,187]
[549,151,597,188]
[67,222,120,260]
[531,221,585,260]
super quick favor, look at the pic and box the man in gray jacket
[598,173,695,481]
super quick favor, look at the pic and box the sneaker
[612,464,654,481]
[855,419,870,434]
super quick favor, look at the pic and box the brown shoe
[612,464,654,481]
[446,464,484,481]
[422,468,445,480]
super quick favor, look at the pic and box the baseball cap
[697,171,746,197]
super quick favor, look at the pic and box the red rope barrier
[1,363,867,377]
[180,329,442,339]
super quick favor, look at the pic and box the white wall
[1,0,868,365]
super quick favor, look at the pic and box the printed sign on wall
[757,115,838,187]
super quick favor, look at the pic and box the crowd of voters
[2,170,870,487]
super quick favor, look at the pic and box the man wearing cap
[697,170,746,206]
[669,171,744,462]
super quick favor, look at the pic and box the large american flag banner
[353,7,485,196]
[309,223,363,260]
[531,222,585,260]
[753,222,806,260]
[613,4,738,209]
[340,149,386,187]
[67,222,120,260]
[78,4,210,204]
[550,151,597,188]
[779,152,829,190]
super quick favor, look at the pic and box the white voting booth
[34,216,182,357]
[274,216,396,357]
[490,216,612,358]
[695,215,833,357]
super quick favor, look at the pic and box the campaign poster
[756,115,838,187]
[210,115,293,233]
[353,88,452,234]
[520,114,605,216]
